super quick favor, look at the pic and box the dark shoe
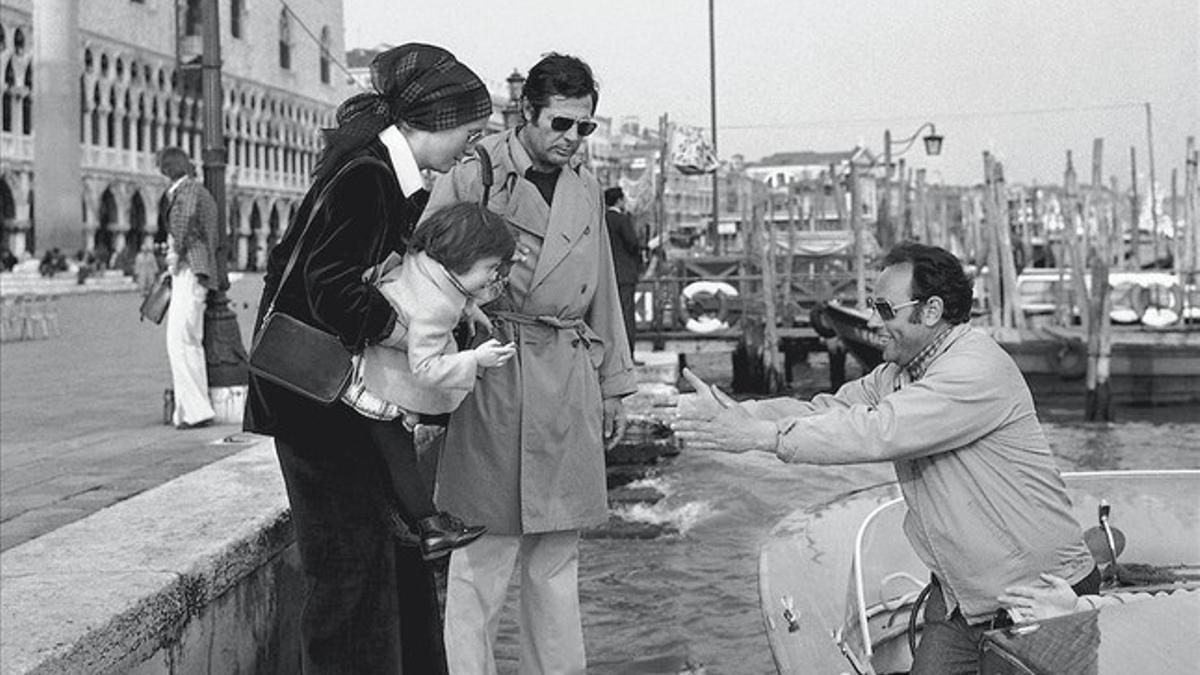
[632,359,646,366]
[417,512,486,560]
[176,417,214,430]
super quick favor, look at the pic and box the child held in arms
[342,201,517,560]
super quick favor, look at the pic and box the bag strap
[265,156,392,315]
[475,145,494,208]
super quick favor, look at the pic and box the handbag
[247,156,391,404]
[139,271,172,324]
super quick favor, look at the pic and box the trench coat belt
[491,310,596,348]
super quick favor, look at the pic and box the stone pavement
[0,274,267,552]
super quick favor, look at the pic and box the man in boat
[673,242,1099,674]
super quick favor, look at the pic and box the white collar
[378,125,425,197]
[168,176,187,196]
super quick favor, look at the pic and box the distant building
[743,148,879,230]
[0,0,352,269]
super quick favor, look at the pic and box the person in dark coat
[243,43,493,675]
[604,186,643,363]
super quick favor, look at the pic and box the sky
[342,0,1198,189]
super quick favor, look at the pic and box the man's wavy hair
[881,242,974,325]
[521,53,599,121]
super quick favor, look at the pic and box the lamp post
[880,122,942,249]
[502,69,525,130]
[199,0,248,392]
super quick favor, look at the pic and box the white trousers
[445,530,585,675]
[166,266,214,425]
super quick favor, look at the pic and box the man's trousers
[444,531,585,675]
[165,266,214,426]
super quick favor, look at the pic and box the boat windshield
[836,497,926,671]
[834,471,1200,674]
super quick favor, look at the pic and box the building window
[278,10,292,70]
[230,0,243,38]
[184,0,202,37]
[319,26,331,84]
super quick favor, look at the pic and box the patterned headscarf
[315,43,492,180]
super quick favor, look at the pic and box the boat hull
[758,470,1200,674]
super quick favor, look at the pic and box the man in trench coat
[422,53,637,674]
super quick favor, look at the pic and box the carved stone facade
[0,0,351,268]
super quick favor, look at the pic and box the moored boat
[758,470,1200,674]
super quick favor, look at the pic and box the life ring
[1140,282,1182,327]
[681,280,738,333]
[1053,340,1087,380]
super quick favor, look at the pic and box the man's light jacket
[744,323,1095,620]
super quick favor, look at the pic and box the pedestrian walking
[157,146,217,429]
[604,186,644,364]
[134,241,160,297]
[243,42,493,675]
[424,52,638,675]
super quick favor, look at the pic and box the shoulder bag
[139,270,172,324]
[248,156,391,404]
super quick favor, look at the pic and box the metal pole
[200,0,248,388]
[708,0,720,255]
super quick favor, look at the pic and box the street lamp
[502,69,525,129]
[881,122,943,248]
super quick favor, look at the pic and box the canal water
[492,382,1199,673]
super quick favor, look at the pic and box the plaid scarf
[316,43,491,179]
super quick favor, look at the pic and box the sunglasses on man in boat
[866,296,923,321]
[548,116,598,137]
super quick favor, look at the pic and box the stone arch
[90,82,102,145]
[155,192,170,243]
[96,187,119,256]
[2,61,13,133]
[267,201,281,258]
[121,89,132,149]
[0,175,15,253]
[106,86,117,148]
[129,191,147,251]
[20,62,30,134]
[248,201,264,271]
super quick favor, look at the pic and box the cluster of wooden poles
[729,138,1200,419]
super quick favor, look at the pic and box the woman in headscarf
[244,43,492,674]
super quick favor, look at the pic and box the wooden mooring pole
[1085,138,1113,422]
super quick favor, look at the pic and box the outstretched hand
[672,368,775,454]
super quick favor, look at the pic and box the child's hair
[410,202,517,275]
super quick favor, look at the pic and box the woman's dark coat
[245,141,425,438]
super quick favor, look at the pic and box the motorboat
[758,470,1200,674]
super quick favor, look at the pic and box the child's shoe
[417,511,487,560]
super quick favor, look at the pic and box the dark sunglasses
[549,116,598,137]
[866,297,921,321]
